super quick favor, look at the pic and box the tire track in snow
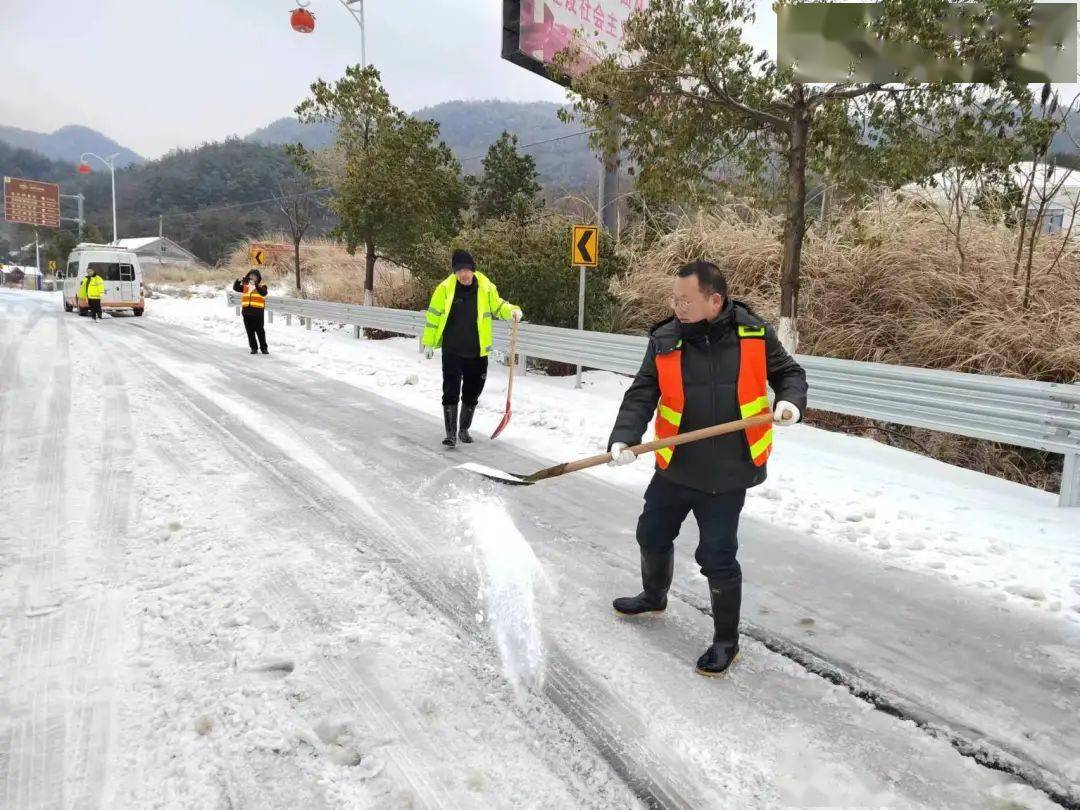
[123,342,702,810]
[62,327,131,809]
[255,571,457,810]
[1,311,71,810]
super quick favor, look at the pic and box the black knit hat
[451,249,475,271]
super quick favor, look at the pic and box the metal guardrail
[228,291,1080,506]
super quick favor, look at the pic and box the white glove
[511,308,523,322]
[424,347,434,360]
[773,400,800,426]
[608,442,637,467]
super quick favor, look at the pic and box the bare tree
[275,179,316,295]
[1010,89,1080,308]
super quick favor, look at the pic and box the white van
[60,243,145,317]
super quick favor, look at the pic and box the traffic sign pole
[575,264,586,388]
[570,224,599,390]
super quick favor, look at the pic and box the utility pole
[597,122,620,233]
[60,193,85,240]
[159,214,163,239]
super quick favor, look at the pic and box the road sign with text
[3,177,60,228]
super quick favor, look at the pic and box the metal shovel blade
[456,462,533,486]
[489,406,512,441]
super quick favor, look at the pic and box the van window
[120,264,134,281]
[89,262,125,281]
[67,261,78,278]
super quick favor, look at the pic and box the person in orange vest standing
[605,261,807,677]
[233,269,269,354]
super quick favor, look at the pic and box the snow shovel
[489,317,521,440]
[463,411,775,486]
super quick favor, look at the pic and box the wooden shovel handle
[526,411,775,483]
[505,317,520,402]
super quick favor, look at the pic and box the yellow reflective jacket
[422,272,518,357]
[78,276,90,300]
[87,276,105,299]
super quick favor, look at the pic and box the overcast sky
[1,0,778,159]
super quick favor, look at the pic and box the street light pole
[79,151,120,243]
[342,0,367,67]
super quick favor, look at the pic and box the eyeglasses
[669,297,700,310]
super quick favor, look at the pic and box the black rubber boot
[613,551,674,615]
[442,405,458,447]
[459,405,476,444]
[696,576,742,676]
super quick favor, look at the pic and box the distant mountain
[0,124,143,168]
[0,137,322,264]
[245,117,337,151]
[247,100,598,194]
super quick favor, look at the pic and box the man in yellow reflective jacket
[85,269,105,321]
[422,250,521,446]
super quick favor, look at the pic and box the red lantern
[78,163,91,174]
[290,7,315,33]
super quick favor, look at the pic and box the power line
[144,129,596,223]
[457,128,600,162]
[166,187,332,219]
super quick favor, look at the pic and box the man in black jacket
[607,261,808,676]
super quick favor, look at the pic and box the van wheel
[64,301,73,312]
[133,308,144,317]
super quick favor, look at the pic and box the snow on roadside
[144,288,1080,620]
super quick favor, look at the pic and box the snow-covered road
[0,289,1075,808]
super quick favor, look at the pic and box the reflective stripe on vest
[241,284,266,309]
[652,327,773,469]
[736,325,772,466]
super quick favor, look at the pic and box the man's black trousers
[636,472,746,581]
[243,309,267,352]
[441,353,488,408]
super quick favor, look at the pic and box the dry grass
[211,234,421,309]
[142,264,237,286]
[617,199,1080,384]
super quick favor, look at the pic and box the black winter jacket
[608,300,808,494]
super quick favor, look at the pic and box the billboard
[777,3,1077,83]
[3,176,61,229]
[502,0,648,85]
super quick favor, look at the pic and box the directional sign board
[3,177,60,228]
[249,242,291,266]
[48,260,57,271]
[572,225,599,267]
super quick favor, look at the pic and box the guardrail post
[234,305,241,316]
[1061,453,1080,507]
[355,325,361,340]
[306,317,312,331]
[286,314,292,326]
[268,310,274,324]
[518,350,527,376]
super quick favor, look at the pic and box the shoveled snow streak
[464,499,547,690]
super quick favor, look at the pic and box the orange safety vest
[241,284,266,309]
[653,325,773,469]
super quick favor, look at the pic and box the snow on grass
[146,289,1080,620]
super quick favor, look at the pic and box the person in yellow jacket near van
[77,270,90,315]
[422,250,521,447]
[84,268,105,321]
